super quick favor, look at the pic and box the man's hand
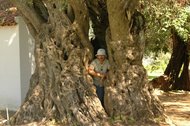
[97,73,107,80]
[88,68,107,80]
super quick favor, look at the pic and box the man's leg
[96,85,104,107]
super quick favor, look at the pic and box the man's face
[97,55,106,62]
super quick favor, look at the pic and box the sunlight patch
[8,33,16,46]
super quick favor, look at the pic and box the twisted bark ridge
[10,0,163,125]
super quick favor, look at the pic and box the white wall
[0,25,21,110]
[0,17,35,110]
[17,17,35,103]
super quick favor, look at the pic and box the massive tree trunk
[104,0,162,120]
[10,0,163,125]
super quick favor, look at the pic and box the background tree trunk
[163,28,190,91]
[10,0,164,125]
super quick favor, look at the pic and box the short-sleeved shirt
[89,59,110,87]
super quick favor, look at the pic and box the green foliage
[140,0,190,55]
[172,6,190,41]
[140,0,172,55]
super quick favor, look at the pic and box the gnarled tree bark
[10,0,163,125]
[104,0,163,120]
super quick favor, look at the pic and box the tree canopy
[142,0,190,55]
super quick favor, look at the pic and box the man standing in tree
[88,49,110,107]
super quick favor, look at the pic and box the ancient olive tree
[10,0,163,125]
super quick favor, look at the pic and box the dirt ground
[156,89,190,126]
[0,90,190,126]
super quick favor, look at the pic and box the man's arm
[88,67,103,77]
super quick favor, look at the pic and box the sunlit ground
[155,89,190,126]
